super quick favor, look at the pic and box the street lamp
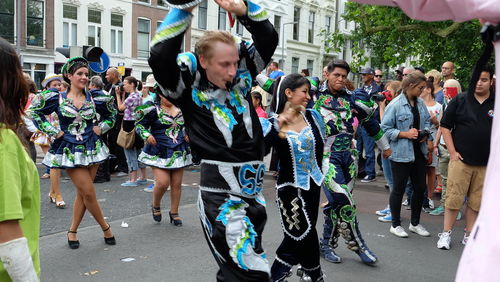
[281,21,298,71]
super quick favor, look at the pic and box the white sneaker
[428,198,435,209]
[402,199,409,206]
[390,226,409,238]
[409,224,431,237]
[437,231,452,250]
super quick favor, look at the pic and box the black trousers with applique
[271,183,323,281]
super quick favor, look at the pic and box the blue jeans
[123,147,146,172]
[381,156,393,192]
[356,127,375,178]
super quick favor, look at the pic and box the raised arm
[235,1,279,77]
[149,8,194,98]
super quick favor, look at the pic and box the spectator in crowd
[375,69,385,90]
[441,61,455,82]
[322,66,329,82]
[115,76,148,187]
[60,81,69,92]
[92,76,111,184]
[381,72,433,238]
[415,66,426,74]
[403,67,415,77]
[0,35,40,282]
[300,68,310,77]
[140,74,158,193]
[356,67,382,183]
[142,74,157,104]
[376,80,401,222]
[268,61,285,80]
[426,69,445,105]
[429,79,462,217]
[251,91,267,118]
[395,67,405,81]
[104,67,128,176]
[420,76,443,212]
[437,66,494,250]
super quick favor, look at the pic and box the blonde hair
[443,79,462,93]
[385,80,402,97]
[425,69,443,83]
[195,31,236,60]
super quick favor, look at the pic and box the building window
[307,59,314,76]
[87,9,101,47]
[88,9,101,23]
[27,0,44,47]
[111,13,123,27]
[137,0,150,4]
[157,0,168,7]
[293,7,300,41]
[110,14,123,54]
[274,15,281,39]
[218,7,226,30]
[0,0,15,43]
[23,63,46,89]
[88,25,101,47]
[137,18,150,58]
[63,5,77,46]
[325,16,331,34]
[291,57,299,74]
[157,21,162,31]
[308,11,315,44]
[198,0,207,30]
[236,21,243,36]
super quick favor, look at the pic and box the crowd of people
[0,0,497,281]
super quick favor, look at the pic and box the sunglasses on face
[375,75,382,78]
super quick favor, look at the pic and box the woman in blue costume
[260,74,326,282]
[135,87,192,226]
[29,57,117,249]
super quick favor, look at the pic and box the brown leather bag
[117,125,135,149]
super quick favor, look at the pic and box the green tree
[324,2,484,87]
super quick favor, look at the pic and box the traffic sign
[89,51,110,74]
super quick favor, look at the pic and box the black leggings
[390,152,427,227]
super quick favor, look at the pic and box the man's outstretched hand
[214,0,247,16]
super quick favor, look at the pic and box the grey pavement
[38,164,464,282]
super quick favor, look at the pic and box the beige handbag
[117,126,135,149]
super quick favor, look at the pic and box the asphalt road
[38,164,464,282]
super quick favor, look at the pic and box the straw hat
[41,73,63,88]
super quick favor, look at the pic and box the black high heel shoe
[169,212,182,227]
[152,206,162,222]
[67,230,80,249]
[102,224,116,245]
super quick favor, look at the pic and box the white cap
[144,74,156,88]
[42,73,62,88]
